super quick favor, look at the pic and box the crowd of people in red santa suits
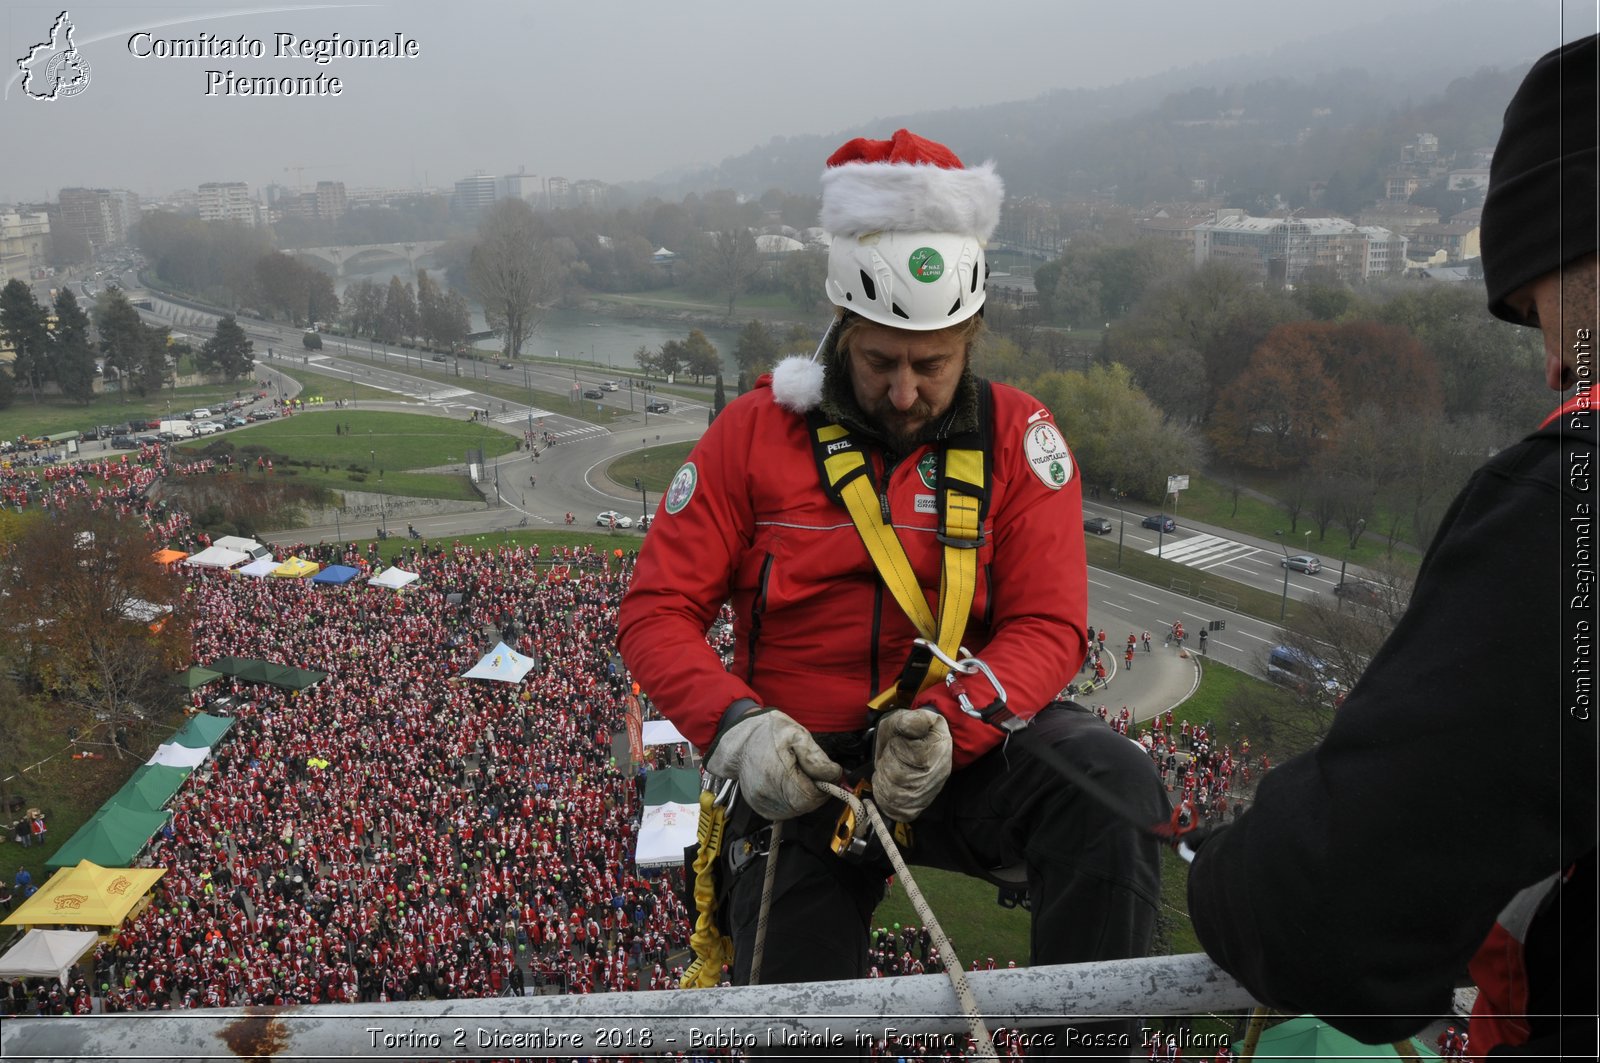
[1091,706,1269,829]
[67,541,700,1010]
[0,451,166,515]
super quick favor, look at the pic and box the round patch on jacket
[664,462,698,514]
[1024,423,1073,489]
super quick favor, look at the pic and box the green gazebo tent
[44,804,170,869]
[1240,1016,1438,1062]
[107,765,192,814]
[205,657,325,691]
[643,767,703,806]
[168,666,222,690]
[171,713,234,749]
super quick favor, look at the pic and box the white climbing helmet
[820,129,1004,332]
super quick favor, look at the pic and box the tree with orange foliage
[0,505,191,756]
[1209,325,1342,470]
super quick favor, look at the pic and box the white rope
[748,819,783,985]
[818,780,998,1060]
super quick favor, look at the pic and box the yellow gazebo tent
[271,556,320,579]
[2,860,166,928]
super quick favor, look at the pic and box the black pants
[725,702,1167,1055]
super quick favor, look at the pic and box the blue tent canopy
[310,565,361,585]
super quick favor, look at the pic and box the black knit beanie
[1481,33,1598,325]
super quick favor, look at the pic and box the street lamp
[1273,530,1292,621]
[1339,518,1366,588]
[1115,490,1127,567]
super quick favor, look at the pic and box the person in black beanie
[1185,33,1597,1059]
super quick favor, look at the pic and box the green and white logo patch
[917,453,940,490]
[908,247,945,283]
[664,462,698,514]
[1023,422,1073,490]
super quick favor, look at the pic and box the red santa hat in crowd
[773,129,1003,413]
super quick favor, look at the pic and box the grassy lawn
[1177,474,1419,568]
[607,442,697,493]
[268,363,399,405]
[0,381,264,440]
[314,351,639,428]
[173,410,516,502]
[0,699,188,908]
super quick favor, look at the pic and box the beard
[865,396,937,452]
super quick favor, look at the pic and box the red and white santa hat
[819,129,1004,242]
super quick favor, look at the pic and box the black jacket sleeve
[1186,427,1598,1043]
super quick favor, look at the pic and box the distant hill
[629,0,1557,207]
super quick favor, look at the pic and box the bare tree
[1239,559,1415,752]
[468,199,562,359]
[699,228,760,320]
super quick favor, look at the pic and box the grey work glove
[871,708,953,822]
[705,708,843,822]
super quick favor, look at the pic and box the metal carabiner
[911,638,1012,725]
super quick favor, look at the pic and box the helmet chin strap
[811,315,842,363]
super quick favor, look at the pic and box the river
[336,265,762,375]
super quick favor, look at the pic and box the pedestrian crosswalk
[1144,532,1263,571]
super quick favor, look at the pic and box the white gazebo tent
[367,566,420,590]
[460,642,537,684]
[146,743,209,769]
[182,546,250,569]
[0,929,101,985]
[641,719,689,748]
[238,558,279,578]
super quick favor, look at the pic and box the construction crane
[283,163,340,190]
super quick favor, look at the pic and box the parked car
[595,510,634,529]
[1267,644,1343,698]
[582,388,604,400]
[192,421,225,435]
[1141,514,1176,533]
[645,400,671,413]
[1083,516,1114,535]
[246,410,277,422]
[637,514,655,531]
[1334,579,1385,607]
[1281,554,1322,574]
[187,408,211,421]
[601,381,620,392]
[431,353,448,362]
[110,435,136,449]
[222,415,248,428]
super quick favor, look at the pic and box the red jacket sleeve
[617,398,762,750]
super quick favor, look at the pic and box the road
[1081,497,1371,605]
[129,282,1330,683]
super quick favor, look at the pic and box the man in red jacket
[619,130,1165,1048]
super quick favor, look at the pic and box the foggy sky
[1,0,1592,202]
